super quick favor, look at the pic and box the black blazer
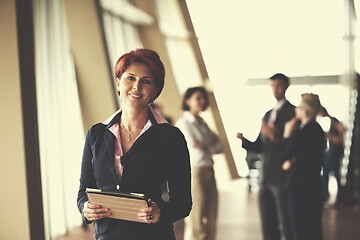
[282,121,326,189]
[282,121,325,240]
[242,100,295,186]
[77,110,192,240]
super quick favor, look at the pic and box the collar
[274,98,287,110]
[182,111,198,123]
[149,106,169,124]
[102,107,168,129]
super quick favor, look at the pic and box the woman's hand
[282,160,292,171]
[83,201,111,221]
[283,117,299,138]
[282,158,296,171]
[137,199,161,224]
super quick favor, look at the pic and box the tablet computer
[86,188,149,223]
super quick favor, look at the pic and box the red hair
[114,48,165,100]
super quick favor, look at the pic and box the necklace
[121,124,140,142]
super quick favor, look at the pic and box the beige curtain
[33,0,84,238]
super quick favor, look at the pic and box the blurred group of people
[236,73,345,240]
[157,73,346,240]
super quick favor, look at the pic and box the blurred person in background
[282,93,326,240]
[176,86,223,240]
[318,107,346,204]
[77,48,192,240]
[237,73,294,240]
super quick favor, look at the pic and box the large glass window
[100,0,153,107]
[186,0,352,175]
[186,0,346,79]
[155,0,203,94]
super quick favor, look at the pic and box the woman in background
[176,87,223,240]
[318,107,345,204]
[77,48,192,240]
[282,93,326,240]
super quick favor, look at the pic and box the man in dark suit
[237,73,295,240]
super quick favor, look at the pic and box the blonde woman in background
[282,93,326,240]
[176,87,223,240]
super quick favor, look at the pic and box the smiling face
[116,62,158,111]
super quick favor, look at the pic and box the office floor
[56,178,360,240]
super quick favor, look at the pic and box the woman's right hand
[283,117,299,138]
[282,157,296,171]
[83,201,111,221]
[282,160,292,171]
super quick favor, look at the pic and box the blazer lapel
[103,129,116,164]
[103,111,120,163]
[102,129,121,184]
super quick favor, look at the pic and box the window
[155,0,203,94]
[186,0,352,176]
[100,0,153,107]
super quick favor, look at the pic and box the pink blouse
[104,108,168,183]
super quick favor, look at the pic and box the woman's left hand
[137,199,161,223]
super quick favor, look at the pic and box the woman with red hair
[77,49,192,239]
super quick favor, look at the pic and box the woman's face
[295,106,306,120]
[186,91,206,113]
[117,62,157,110]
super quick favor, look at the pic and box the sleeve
[202,122,223,155]
[242,132,263,153]
[177,118,222,155]
[175,119,195,148]
[176,119,203,160]
[77,127,97,224]
[241,113,269,153]
[281,130,300,162]
[209,132,223,155]
[159,128,192,224]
